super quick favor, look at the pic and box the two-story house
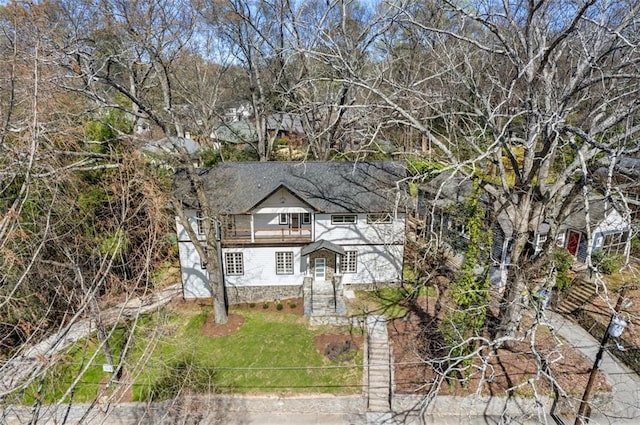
[173,161,407,314]
[419,172,631,289]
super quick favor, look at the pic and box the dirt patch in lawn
[314,333,364,362]
[201,313,245,337]
[390,296,610,399]
[98,373,134,403]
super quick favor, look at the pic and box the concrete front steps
[366,315,392,412]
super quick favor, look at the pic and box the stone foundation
[214,281,401,305]
[225,284,303,305]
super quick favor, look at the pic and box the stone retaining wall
[1,395,365,425]
[4,393,612,424]
[224,281,399,304]
[225,284,302,304]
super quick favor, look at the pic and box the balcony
[222,226,312,244]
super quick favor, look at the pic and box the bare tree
[318,0,640,345]
[55,0,232,323]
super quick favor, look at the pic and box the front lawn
[17,302,363,404]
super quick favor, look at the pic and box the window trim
[343,251,357,273]
[196,211,204,235]
[367,213,393,224]
[302,213,311,225]
[331,214,357,225]
[224,252,244,276]
[279,213,289,225]
[275,251,294,275]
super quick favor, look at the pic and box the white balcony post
[250,215,255,243]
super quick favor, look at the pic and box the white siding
[253,187,313,214]
[339,245,403,285]
[179,241,211,299]
[314,213,405,245]
[223,246,306,287]
[595,209,629,234]
[175,209,206,242]
[177,207,407,297]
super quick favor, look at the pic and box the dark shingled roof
[174,161,407,214]
[561,196,622,230]
[301,240,345,256]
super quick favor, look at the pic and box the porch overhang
[301,239,345,256]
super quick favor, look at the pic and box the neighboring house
[141,135,202,167]
[595,156,640,225]
[266,112,306,145]
[211,112,307,153]
[419,173,631,287]
[210,120,258,151]
[223,104,253,123]
[174,161,407,315]
[545,197,631,261]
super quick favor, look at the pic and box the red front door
[567,231,581,256]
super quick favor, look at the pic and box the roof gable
[250,184,315,214]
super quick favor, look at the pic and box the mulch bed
[390,296,610,398]
[234,297,305,316]
[201,313,245,337]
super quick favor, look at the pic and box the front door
[314,258,326,280]
[567,231,581,256]
[291,213,300,232]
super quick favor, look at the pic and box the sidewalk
[545,311,640,424]
[0,284,182,398]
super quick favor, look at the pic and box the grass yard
[17,301,363,404]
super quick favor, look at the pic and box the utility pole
[574,287,628,425]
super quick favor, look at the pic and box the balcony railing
[222,227,312,243]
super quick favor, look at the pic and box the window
[331,214,357,224]
[276,251,294,274]
[556,233,565,247]
[343,251,357,273]
[224,216,235,232]
[537,234,547,246]
[367,213,392,224]
[279,213,288,225]
[224,252,244,275]
[196,211,204,234]
[302,213,311,224]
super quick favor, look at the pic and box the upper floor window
[224,252,244,275]
[275,251,294,275]
[196,211,204,234]
[280,213,311,226]
[331,214,357,224]
[367,213,392,224]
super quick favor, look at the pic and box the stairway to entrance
[366,315,392,412]
[553,278,598,314]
